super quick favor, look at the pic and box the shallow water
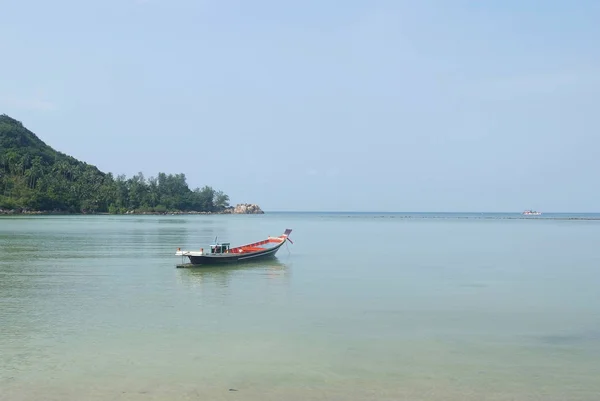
[1,213,599,400]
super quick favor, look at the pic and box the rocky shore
[0,208,48,215]
[223,203,264,214]
[0,203,265,216]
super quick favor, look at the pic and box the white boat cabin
[210,243,231,254]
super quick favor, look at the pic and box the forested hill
[0,114,230,214]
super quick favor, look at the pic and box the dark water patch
[534,330,600,346]
[458,282,488,288]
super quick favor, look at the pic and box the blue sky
[1,0,599,212]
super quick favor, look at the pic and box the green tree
[213,190,230,211]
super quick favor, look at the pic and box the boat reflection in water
[176,257,292,292]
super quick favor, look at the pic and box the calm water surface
[1,213,599,400]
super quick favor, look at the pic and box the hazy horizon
[1,0,599,212]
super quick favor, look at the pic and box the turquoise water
[1,213,599,400]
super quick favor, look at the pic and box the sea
[1,212,599,401]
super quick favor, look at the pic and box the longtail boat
[175,229,293,266]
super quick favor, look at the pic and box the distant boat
[175,229,293,266]
[522,210,542,216]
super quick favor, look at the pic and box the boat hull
[185,242,284,265]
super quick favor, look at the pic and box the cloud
[0,96,57,111]
[326,168,340,178]
[305,167,340,178]
[470,68,600,100]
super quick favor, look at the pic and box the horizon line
[262,210,600,214]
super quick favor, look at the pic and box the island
[0,114,264,215]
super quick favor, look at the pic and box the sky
[1,0,599,212]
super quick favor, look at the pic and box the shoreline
[0,203,265,216]
[0,209,264,216]
[2,209,600,220]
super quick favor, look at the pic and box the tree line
[0,114,230,213]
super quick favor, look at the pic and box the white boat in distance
[522,210,542,216]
